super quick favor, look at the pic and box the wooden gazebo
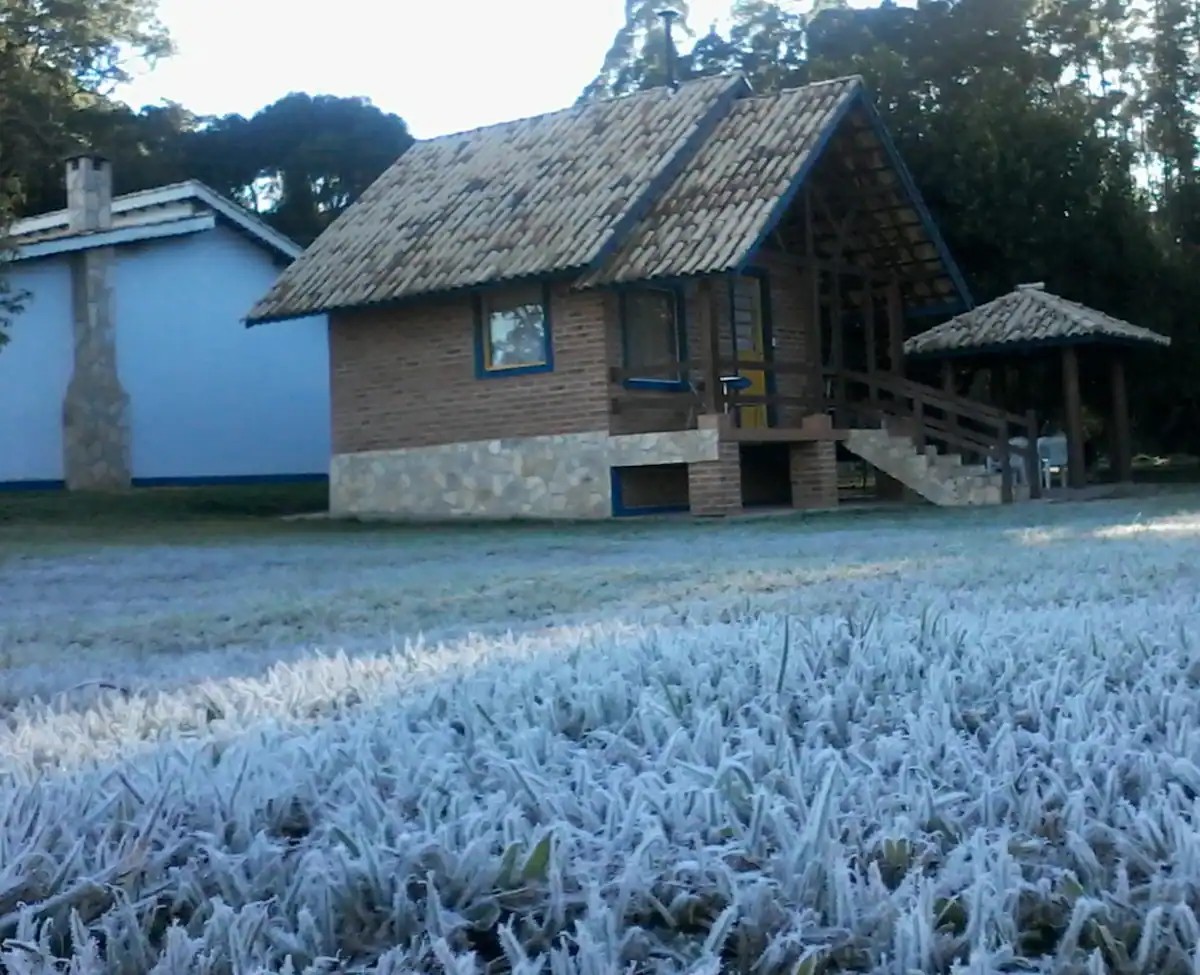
[904,283,1171,487]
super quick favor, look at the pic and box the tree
[583,0,1200,451]
[222,93,414,245]
[0,0,170,339]
[0,0,171,206]
[582,1,695,99]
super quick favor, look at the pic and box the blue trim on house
[619,284,690,392]
[0,479,66,492]
[15,215,216,262]
[855,91,975,312]
[734,83,863,274]
[610,468,690,518]
[473,282,556,379]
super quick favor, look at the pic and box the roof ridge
[410,73,747,146]
[732,75,862,105]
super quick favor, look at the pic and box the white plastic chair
[1037,435,1069,489]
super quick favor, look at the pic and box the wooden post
[941,358,959,440]
[864,278,878,402]
[913,398,926,450]
[696,277,722,416]
[999,420,1014,504]
[1061,345,1086,489]
[1110,352,1133,483]
[831,267,844,425]
[940,359,955,395]
[887,278,904,376]
[1025,408,1042,499]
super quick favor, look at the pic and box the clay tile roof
[905,283,1171,357]
[246,74,748,324]
[581,77,861,286]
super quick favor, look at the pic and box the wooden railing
[822,368,1042,502]
[608,363,702,427]
[608,358,1042,503]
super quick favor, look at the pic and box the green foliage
[0,0,169,345]
[589,0,1200,453]
[16,94,413,247]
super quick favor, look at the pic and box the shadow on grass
[0,483,331,525]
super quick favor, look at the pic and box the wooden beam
[830,267,844,426]
[696,277,720,415]
[1110,352,1133,483]
[804,184,815,258]
[1062,346,1087,489]
[887,278,904,376]
[863,276,878,383]
[940,359,955,394]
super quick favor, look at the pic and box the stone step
[844,426,1027,509]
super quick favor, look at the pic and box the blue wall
[0,258,73,484]
[0,225,331,486]
[113,227,330,481]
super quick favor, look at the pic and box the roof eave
[906,333,1172,359]
[11,214,216,261]
[732,80,863,276]
[246,267,583,326]
[855,87,975,312]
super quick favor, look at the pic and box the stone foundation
[331,428,722,520]
[789,441,838,510]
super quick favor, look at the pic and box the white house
[0,154,330,490]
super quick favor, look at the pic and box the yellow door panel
[734,275,769,429]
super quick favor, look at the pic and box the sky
[114,0,796,139]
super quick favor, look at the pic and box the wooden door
[733,274,772,428]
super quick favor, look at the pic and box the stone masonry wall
[61,154,130,491]
[330,428,721,520]
[63,248,131,490]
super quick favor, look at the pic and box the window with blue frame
[476,286,552,376]
[620,287,686,388]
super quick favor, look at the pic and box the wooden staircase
[829,369,1041,508]
[845,425,1029,506]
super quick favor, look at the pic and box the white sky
[114,0,802,139]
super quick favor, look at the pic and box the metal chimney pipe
[657,8,680,91]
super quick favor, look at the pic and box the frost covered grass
[4,495,1200,973]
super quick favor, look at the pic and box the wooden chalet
[247,73,1043,520]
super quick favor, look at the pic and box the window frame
[473,284,555,379]
[619,285,689,391]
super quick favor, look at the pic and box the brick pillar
[689,440,742,517]
[790,441,838,510]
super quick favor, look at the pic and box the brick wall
[330,284,610,454]
[689,439,742,516]
[758,250,822,424]
[789,441,838,510]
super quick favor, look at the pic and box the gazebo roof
[904,283,1171,358]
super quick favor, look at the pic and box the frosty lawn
[3,497,1200,973]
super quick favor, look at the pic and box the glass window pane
[624,290,679,377]
[484,294,548,369]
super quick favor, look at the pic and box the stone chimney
[61,151,131,491]
[65,153,113,233]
